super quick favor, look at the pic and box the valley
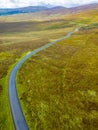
[0,3,98,130]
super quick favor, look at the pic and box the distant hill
[0,6,49,16]
[37,3,98,15]
[70,3,98,12]
[0,3,98,16]
[0,3,98,23]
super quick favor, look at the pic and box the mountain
[70,3,98,12]
[0,3,98,22]
[37,3,98,15]
[0,6,49,16]
[1,3,98,16]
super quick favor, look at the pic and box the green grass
[0,73,14,130]
[80,22,98,30]
[17,27,98,130]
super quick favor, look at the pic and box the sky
[0,0,98,8]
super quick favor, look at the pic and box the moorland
[0,4,98,130]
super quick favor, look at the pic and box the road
[8,27,80,130]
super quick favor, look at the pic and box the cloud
[0,0,98,8]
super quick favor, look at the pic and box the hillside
[16,8,98,130]
[0,6,49,16]
[0,3,98,23]
[37,3,98,15]
[0,3,98,130]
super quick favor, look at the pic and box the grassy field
[0,7,98,130]
[0,16,75,129]
[17,25,98,130]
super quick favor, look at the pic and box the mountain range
[0,6,49,16]
[0,3,98,16]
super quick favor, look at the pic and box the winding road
[8,27,80,130]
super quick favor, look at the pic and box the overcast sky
[0,0,98,8]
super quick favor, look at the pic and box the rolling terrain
[0,7,76,130]
[18,26,98,130]
[0,3,98,22]
[0,6,49,16]
[0,3,98,130]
